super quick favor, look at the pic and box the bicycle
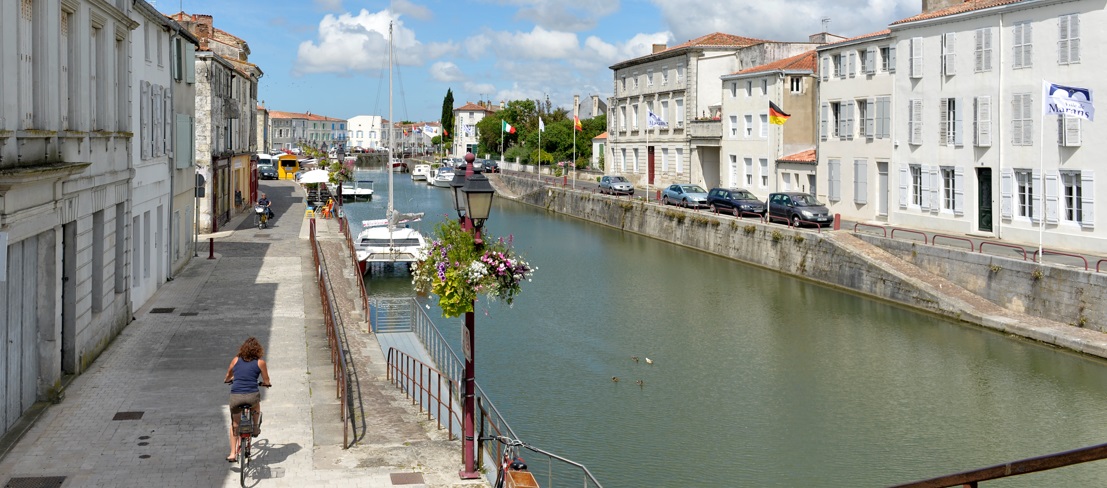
[481,435,539,488]
[228,381,271,487]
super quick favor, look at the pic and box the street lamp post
[451,152,495,479]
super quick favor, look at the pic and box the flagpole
[538,119,542,179]
[645,122,649,202]
[1039,84,1046,263]
[572,123,576,187]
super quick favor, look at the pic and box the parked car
[661,184,708,208]
[482,159,499,173]
[706,188,765,217]
[599,175,634,195]
[767,192,833,227]
[259,165,278,180]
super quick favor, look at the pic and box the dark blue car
[706,188,765,217]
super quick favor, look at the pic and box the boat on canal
[354,21,426,276]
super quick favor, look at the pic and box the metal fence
[372,297,602,487]
[309,219,353,448]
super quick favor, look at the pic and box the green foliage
[441,89,455,147]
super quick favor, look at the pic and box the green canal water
[347,170,1107,487]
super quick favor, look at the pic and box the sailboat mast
[387,21,394,231]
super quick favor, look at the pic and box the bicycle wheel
[239,410,250,487]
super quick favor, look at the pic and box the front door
[977,168,993,232]
[877,162,889,218]
[647,146,655,185]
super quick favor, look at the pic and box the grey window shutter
[974,29,984,71]
[920,165,932,211]
[889,45,897,73]
[1024,23,1034,67]
[829,159,841,201]
[1044,171,1059,224]
[1023,92,1034,145]
[1031,169,1042,222]
[820,102,828,141]
[910,99,923,145]
[1070,15,1080,63]
[910,37,923,78]
[821,56,829,81]
[984,28,993,70]
[1000,168,1013,218]
[943,32,956,76]
[846,102,855,140]
[848,52,856,78]
[1062,116,1081,146]
[1080,170,1094,227]
[928,166,940,213]
[1011,94,1023,145]
[939,98,949,145]
[899,164,909,209]
[1059,15,1070,64]
[185,44,196,84]
[954,166,964,216]
[141,82,150,159]
[975,96,992,147]
[865,98,875,139]
[953,97,964,146]
[855,160,868,204]
[865,47,876,74]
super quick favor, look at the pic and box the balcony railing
[687,119,722,144]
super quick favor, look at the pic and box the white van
[257,153,277,169]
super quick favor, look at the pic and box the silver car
[599,175,634,195]
[661,184,709,208]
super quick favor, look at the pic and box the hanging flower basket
[328,158,354,185]
[411,220,535,317]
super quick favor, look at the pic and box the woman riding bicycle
[224,337,271,462]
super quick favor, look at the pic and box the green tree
[440,89,455,149]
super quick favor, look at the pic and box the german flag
[769,101,791,125]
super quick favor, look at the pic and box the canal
[344,168,1107,487]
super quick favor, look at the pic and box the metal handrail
[341,215,370,321]
[891,441,1107,487]
[375,296,602,487]
[309,218,352,448]
[854,222,888,237]
[932,233,975,252]
[979,241,1028,261]
[1033,248,1089,270]
[385,348,457,438]
[890,228,926,244]
[1098,259,1107,273]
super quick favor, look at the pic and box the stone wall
[493,174,1107,333]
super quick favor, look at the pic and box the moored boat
[411,164,430,181]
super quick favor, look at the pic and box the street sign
[462,326,472,362]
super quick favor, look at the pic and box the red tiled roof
[778,149,816,163]
[823,29,891,47]
[593,132,608,140]
[455,102,498,112]
[893,0,1025,25]
[666,32,769,51]
[268,110,343,122]
[734,50,817,75]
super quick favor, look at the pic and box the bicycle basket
[238,419,254,435]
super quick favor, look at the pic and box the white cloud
[294,8,457,75]
[430,61,465,82]
[651,0,916,42]
[464,26,580,60]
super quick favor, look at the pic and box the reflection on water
[344,172,1107,487]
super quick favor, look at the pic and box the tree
[440,89,454,149]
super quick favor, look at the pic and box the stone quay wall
[492,174,1107,345]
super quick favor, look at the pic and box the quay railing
[372,296,603,488]
[385,348,457,438]
[309,218,353,448]
[891,441,1107,487]
[340,214,370,321]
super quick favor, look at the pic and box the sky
[166,0,920,122]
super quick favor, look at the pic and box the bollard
[208,237,215,259]
[833,213,841,231]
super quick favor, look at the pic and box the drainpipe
[996,13,1005,240]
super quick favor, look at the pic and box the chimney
[652,43,667,54]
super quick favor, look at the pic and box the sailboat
[354,22,426,275]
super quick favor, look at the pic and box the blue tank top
[230,358,261,394]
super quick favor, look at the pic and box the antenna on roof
[821,17,831,32]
